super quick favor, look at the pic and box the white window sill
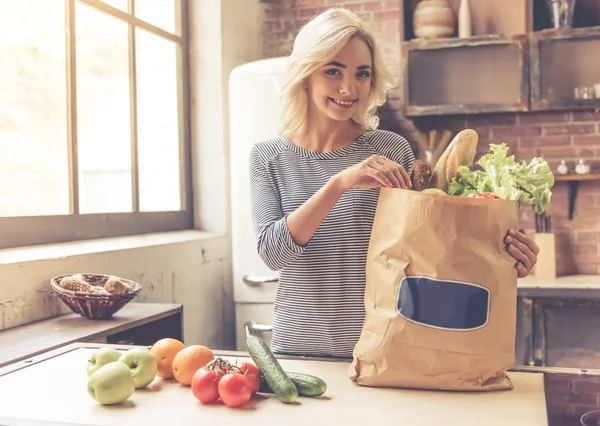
[0,230,225,266]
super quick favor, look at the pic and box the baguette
[429,129,479,191]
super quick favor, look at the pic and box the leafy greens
[447,143,555,213]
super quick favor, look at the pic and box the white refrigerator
[228,57,288,350]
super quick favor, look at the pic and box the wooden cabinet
[401,35,530,116]
[515,290,600,369]
[530,26,600,111]
[401,28,600,117]
[399,0,600,117]
[528,297,600,369]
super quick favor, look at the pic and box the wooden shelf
[398,0,600,117]
[530,27,600,111]
[402,0,534,41]
[553,173,600,219]
[402,0,600,42]
[0,303,182,368]
[401,35,529,117]
[555,173,600,182]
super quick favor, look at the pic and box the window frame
[0,0,193,250]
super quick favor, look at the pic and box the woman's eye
[357,71,371,78]
[325,68,341,76]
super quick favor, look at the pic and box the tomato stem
[207,357,234,372]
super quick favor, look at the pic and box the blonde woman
[249,8,539,358]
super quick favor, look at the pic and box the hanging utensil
[535,212,549,233]
[540,212,548,234]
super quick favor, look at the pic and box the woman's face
[305,36,373,124]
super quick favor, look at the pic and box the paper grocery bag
[349,188,519,392]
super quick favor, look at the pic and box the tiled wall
[261,0,600,276]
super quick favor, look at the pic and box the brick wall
[417,111,600,277]
[262,0,403,76]
[261,1,600,276]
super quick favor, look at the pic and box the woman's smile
[328,97,357,108]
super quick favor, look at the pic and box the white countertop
[0,346,549,426]
[518,274,600,289]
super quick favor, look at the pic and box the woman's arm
[249,147,306,271]
[284,174,347,247]
[286,153,413,246]
[250,148,411,269]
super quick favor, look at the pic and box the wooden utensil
[413,128,453,168]
[532,232,557,278]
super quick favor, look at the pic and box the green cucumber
[287,372,327,397]
[246,335,298,403]
[259,371,327,397]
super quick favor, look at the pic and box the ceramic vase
[413,0,455,39]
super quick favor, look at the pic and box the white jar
[575,159,590,174]
[557,160,569,175]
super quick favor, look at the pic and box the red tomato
[238,362,260,377]
[191,367,224,404]
[237,362,261,393]
[245,372,261,394]
[475,193,499,199]
[218,373,252,408]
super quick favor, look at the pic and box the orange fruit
[149,338,186,379]
[172,345,214,386]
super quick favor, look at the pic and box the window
[0,0,192,250]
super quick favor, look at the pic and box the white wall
[0,0,264,352]
[0,232,233,348]
[190,0,264,236]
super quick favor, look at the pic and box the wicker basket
[51,273,142,320]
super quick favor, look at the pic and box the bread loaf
[409,159,432,191]
[104,277,131,295]
[429,129,479,191]
[92,286,111,295]
[59,274,96,293]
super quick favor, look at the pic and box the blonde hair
[279,8,396,138]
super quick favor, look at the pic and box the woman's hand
[334,155,411,191]
[285,155,410,248]
[505,229,539,278]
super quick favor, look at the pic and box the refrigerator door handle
[242,274,278,287]
[245,321,273,337]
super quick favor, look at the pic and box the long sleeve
[249,145,305,271]
[369,130,415,172]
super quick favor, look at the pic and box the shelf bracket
[567,180,579,220]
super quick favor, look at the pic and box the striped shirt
[249,129,415,358]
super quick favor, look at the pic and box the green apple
[87,361,135,405]
[118,347,158,389]
[87,347,123,377]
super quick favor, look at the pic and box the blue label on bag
[396,276,490,331]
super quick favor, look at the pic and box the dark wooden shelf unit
[401,35,530,117]
[402,0,600,42]
[398,0,600,116]
[530,26,600,111]
[402,0,534,42]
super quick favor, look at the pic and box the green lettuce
[447,143,555,213]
